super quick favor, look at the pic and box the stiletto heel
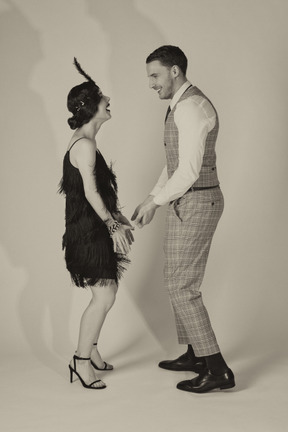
[91,343,113,371]
[69,355,106,389]
[69,365,74,383]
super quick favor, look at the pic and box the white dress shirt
[150,81,216,206]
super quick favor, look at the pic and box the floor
[1,341,287,432]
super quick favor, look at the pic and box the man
[132,45,235,393]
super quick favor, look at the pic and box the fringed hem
[70,275,117,288]
[69,254,130,288]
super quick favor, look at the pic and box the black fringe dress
[59,138,129,288]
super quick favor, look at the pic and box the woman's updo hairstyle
[67,58,102,130]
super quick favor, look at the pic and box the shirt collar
[170,80,192,110]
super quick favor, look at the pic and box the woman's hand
[111,224,133,254]
[112,212,135,245]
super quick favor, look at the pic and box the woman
[59,58,134,389]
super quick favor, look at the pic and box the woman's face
[94,92,111,123]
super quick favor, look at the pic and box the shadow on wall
[86,0,177,350]
[0,1,72,372]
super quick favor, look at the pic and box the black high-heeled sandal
[69,355,106,389]
[90,343,114,371]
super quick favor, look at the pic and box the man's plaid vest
[164,85,220,188]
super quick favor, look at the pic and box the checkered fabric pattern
[164,86,220,188]
[163,86,223,356]
[164,188,224,356]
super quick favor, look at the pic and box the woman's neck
[77,120,103,140]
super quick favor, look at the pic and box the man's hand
[131,196,159,228]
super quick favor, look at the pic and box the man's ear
[171,65,180,78]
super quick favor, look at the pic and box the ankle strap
[73,354,91,361]
[93,343,97,346]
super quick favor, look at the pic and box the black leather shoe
[177,368,235,393]
[158,352,206,373]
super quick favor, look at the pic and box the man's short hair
[146,45,188,75]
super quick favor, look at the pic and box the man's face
[146,60,174,100]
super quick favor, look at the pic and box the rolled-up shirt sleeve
[151,95,216,206]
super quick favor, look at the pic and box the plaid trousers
[164,186,224,357]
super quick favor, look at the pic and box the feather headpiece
[73,57,95,84]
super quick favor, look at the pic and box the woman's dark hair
[146,45,188,75]
[67,58,102,130]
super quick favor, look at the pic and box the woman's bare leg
[71,280,117,388]
[90,281,118,369]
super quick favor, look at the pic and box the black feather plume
[73,57,95,83]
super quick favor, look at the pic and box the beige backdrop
[1,0,287,372]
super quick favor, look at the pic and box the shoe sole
[220,382,236,390]
[158,365,205,373]
[177,382,235,393]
